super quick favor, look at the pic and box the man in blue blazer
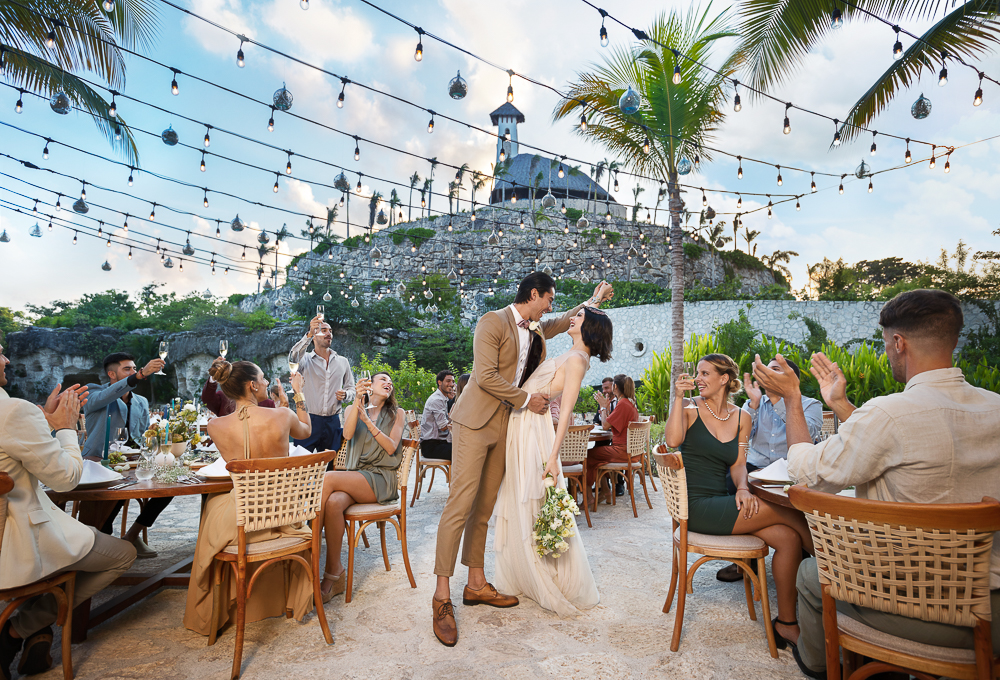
[83,352,166,558]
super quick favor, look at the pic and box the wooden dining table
[749,478,856,510]
[46,472,232,642]
[588,428,612,443]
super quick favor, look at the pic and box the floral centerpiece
[144,402,201,456]
[532,474,581,559]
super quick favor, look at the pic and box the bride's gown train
[494,350,600,616]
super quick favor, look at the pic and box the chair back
[558,425,593,464]
[334,439,349,471]
[0,471,12,561]
[788,486,1000,628]
[408,419,420,441]
[626,420,652,459]
[397,438,418,493]
[653,445,688,522]
[226,449,334,533]
[821,411,837,436]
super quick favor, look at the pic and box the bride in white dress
[494,306,614,616]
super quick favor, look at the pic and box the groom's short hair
[514,272,556,304]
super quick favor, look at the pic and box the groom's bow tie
[517,320,531,329]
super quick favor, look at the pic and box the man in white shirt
[288,315,356,459]
[420,370,455,461]
[0,341,136,679]
[751,289,1000,679]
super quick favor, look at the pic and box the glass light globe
[49,91,71,115]
[618,86,641,115]
[676,157,693,175]
[448,71,468,100]
[911,93,932,119]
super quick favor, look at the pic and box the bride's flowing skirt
[494,407,600,617]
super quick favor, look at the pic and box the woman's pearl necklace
[702,398,732,421]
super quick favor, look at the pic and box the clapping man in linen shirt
[288,315,356,460]
[751,289,1000,680]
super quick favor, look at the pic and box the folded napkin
[196,442,219,453]
[198,457,231,479]
[290,444,314,457]
[78,460,123,486]
[748,458,790,483]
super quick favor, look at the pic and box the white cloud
[262,0,375,66]
[182,0,256,56]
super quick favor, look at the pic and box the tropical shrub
[357,352,436,412]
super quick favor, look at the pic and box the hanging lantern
[72,198,89,214]
[447,268,457,281]
[423,289,433,299]
[376,209,388,225]
[101,260,112,271]
[627,243,639,258]
[911,93,932,119]
[263,279,272,290]
[704,206,716,221]
[0,230,9,243]
[541,192,557,208]
[49,91,71,114]
[643,259,653,269]
[448,70,468,100]
[163,256,174,268]
[487,229,500,245]
[618,86,641,115]
[676,157,693,175]
[322,290,332,302]
[396,283,407,295]
[542,264,553,275]
[257,231,270,244]
[161,125,179,146]
[30,223,42,237]
[273,83,293,111]
[230,214,245,231]
[334,172,351,192]
[854,159,872,179]
[183,241,196,256]
[576,216,589,229]
[350,297,359,308]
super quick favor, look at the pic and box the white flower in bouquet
[183,403,196,412]
[533,472,578,559]
[543,476,555,488]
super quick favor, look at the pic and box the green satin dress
[680,413,740,535]
[345,406,403,503]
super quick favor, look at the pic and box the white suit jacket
[0,388,94,589]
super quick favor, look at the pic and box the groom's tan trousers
[433,407,510,577]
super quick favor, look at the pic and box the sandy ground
[19,471,809,680]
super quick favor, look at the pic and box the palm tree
[699,218,732,284]
[630,183,646,223]
[453,163,470,213]
[736,1,1000,143]
[742,227,761,255]
[388,189,400,227]
[1,0,159,167]
[420,178,431,218]
[325,205,338,241]
[555,6,741,388]
[426,157,438,216]
[447,181,460,214]
[368,190,382,230]
[407,172,421,222]
[762,249,799,285]
[470,171,487,215]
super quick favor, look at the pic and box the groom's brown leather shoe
[433,597,458,647]
[462,582,519,608]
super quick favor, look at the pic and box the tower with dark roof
[490,102,524,167]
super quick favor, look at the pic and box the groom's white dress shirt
[509,305,531,408]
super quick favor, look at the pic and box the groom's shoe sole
[462,583,519,608]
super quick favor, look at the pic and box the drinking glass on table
[115,426,129,453]
[155,341,168,375]
[136,439,156,481]
[219,339,228,358]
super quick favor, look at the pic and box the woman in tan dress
[318,371,405,600]
[183,359,314,636]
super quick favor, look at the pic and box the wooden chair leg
[428,468,436,492]
[626,468,638,518]
[669,550,688,652]
[120,499,129,538]
[209,560,222,647]
[409,467,423,507]
[758,557,778,659]
[361,528,370,549]
[379,521,390,572]
[345,521,357,604]
[230,562,247,679]
[638,464,653,510]
[60,574,75,680]
[282,560,292,618]
[822,587,841,678]
[579,475,592,528]
[646,454,658,492]
[664,542,679,614]
[311,535,334,644]
[395,518,416,588]
[743,568,757,621]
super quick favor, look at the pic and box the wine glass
[316,304,325,321]
[288,350,299,376]
[155,341,168,375]
[115,426,129,453]
[681,361,696,397]
[219,339,228,358]
[136,439,156,481]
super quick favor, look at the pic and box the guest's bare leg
[320,472,376,595]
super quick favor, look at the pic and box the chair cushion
[561,464,583,474]
[674,527,767,552]
[345,502,399,520]
[221,535,309,555]
[837,613,976,664]
[599,463,629,471]
[420,458,451,465]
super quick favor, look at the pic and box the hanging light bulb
[737,156,743,180]
[929,146,936,169]
[41,140,49,159]
[870,131,877,156]
[72,231,77,245]
[15,89,23,114]
[701,189,707,207]
[427,113,434,133]
[286,152,293,174]
[733,81,742,112]
[558,164,565,179]
[580,111,587,130]
[273,174,279,193]
[499,148,506,162]
[507,71,514,103]
[106,236,112,247]
[974,84,984,106]
[300,0,308,8]
[796,197,801,211]
[767,199,773,218]
[672,59,682,85]
[892,30,904,60]
[831,5,843,29]
[170,71,179,95]
[200,152,207,172]
[114,124,121,141]
[46,27,56,50]
[938,53,948,86]
[108,94,117,118]
[338,82,346,108]
[905,138,912,163]
[354,138,361,161]
[268,111,275,131]
[832,119,841,146]
[128,168,134,186]
[149,204,156,220]
[776,166,783,186]
[356,173,363,194]
[103,0,114,11]
[736,194,742,209]
[237,39,245,67]
[838,176,845,194]
[55,195,62,211]
[868,179,874,193]
[241,246,246,261]
[944,153,951,173]
[204,189,210,207]
[643,136,651,154]
[783,103,791,134]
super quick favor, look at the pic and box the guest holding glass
[201,357,275,416]
[592,376,615,426]
[317,372,405,601]
[183,359,315,636]
[588,375,639,506]
[420,370,454,461]
[664,354,814,651]
[288,315,356,456]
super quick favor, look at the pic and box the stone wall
[545,299,1000,386]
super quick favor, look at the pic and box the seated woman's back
[209,406,295,462]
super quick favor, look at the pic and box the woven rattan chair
[821,410,838,438]
[595,420,653,517]
[343,439,419,603]
[788,486,1000,680]
[653,447,777,657]
[208,450,335,679]
[558,424,593,528]
[0,472,77,680]
[410,416,452,506]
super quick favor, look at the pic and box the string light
[767,197,773,218]
[776,165,782,186]
[149,204,156,220]
[354,136,360,161]
[203,126,211,148]
[200,152,206,172]
[285,152,293,174]
[701,189,707,207]
[558,164,565,179]
[127,168,134,186]
[128,246,132,259]
[337,80,347,108]
[599,11,609,46]
[944,152,951,173]
[170,68,180,95]
[237,38,245,68]
[732,80,741,112]
[427,112,435,133]
[15,89,23,114]
[356,172,363,194]
[273,173,280,192]
[42,139,49,159]
[45,23,57,49]
[97,221,103,236]
[737,156,743,179]
[868,178,874,192]
[108,93,117,118]
[72,230,77,245]
[905,138,912,163]
[832,119,841,146]
[783,103,791,134]
[671,50,682,84]
[414,28,424,62]
[795,197,801,211]
[736,193,742,209]
[241,246,246,260]
[974,75,984,106]
[929,145,936,169]
[938,52,948,86]
[80,181,86,200]
[831,5,843,29]
[839,175,845,194]
[506,70,514,103]
[870,131,877,156]
[267,107,275,132]
[203,189,210,206]
[55,194,62,211]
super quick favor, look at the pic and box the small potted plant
[167,402,202,457]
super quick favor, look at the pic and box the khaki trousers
[434,406,510,578]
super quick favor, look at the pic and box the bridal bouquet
[532,475,581,559]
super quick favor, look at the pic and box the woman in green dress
[318,372,405,601]
[664,354,813,650]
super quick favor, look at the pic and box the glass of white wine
[681,361,696,397]
[316,304,325,321]
[219,339,228,358]
[155,341,168,375]
[359,369,371,408]
[288,350,299,376]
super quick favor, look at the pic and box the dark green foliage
[564,208,583,222]
[390,227,435,248]
[718,249,767,271]
[686,279,793,301]
[341,235,364,250]
[227,294,248,306]
[580,228,621,245]
[0,307,27,341]
[553,279,672,310]
[683,242,705,260]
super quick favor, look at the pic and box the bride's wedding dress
[494,350,600,616]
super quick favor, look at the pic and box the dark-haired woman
[183,359,314,636]
[664,354,814,650]
[318,372,406,601]
[494,304,613,616]
[588,375,639,506]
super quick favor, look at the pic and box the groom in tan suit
[432,273,612,646]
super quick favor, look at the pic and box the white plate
[748,459,791,484]
[198,457,231,479]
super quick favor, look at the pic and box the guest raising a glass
[587,374,638,506]
[183,359,315,636]
[664,353,814,650]
[318,372,405,601]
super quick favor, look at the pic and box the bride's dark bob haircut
[581,307,613,362]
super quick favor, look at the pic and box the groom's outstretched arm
[473,313,528,408]
[541,303,585,339]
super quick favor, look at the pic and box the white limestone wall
[544,300,1000,385]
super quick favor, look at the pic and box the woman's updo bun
[210,359,261,401]
[728,376,744,396]
[209,358,232,385]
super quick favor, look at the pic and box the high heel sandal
[321,570,346,603]
[772,617,798,650]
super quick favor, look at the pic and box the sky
[1,0,998,313]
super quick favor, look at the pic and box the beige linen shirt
[288,334,356,417]
[787,368,1000,588]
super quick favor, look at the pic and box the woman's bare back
[208,405,295,461]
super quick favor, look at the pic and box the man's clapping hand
[45,387,81,432]
[810,352,849,408]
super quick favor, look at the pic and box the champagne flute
[155,341,168,375]
[115,426,129,453]
[359,369,371,408]
[681,361,696,397]
[316,304,325,321]
[219,339,228,358]
[287,350,299,376]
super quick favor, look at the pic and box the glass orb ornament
[715,238,725,248]
[163,256,174,268]
[257,231,270,244]
[350,297,359,308]
[487,229,500,245]
[448,70,468,100]
[576,216,589,229]
[322,290,332,302]
[272,83,293,111]
[161,125,179,146]
[542,265,553,275]
[72,198,89,214]
[30,223,42,237]
[854,159,872,179]
[334,172,351,192]
[0,229,9,243]
[263,279,272,290]
[447,268,457,281]
[49,90,71,115]
[376,209,388,225]
[102,0,114,11]
[643,259,653,269]
[183,241,195,256]
[396,283,407,295]
[676,157,693,175]
[230,214,245,232]
[102,260,112,271]
[618,86,641,115]
[911,93,932,119]
[627,243,639,258]
[704,206,716,221]
[541,192,557,208]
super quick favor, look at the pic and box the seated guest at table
[588,375,640,505]
[0,342,136,679]
[665,354,814,652]
[317,372,405,601]
[751,289,1000,679]
[420,370,454,461]
[201,357,275,416]
[716,359,823,583]
[84,352,167,559]
[183,359,314,636]
[592,376,614,426]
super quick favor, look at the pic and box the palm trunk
[346,193,350,239]
[668,173,685,414]
[408,187,413,222]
